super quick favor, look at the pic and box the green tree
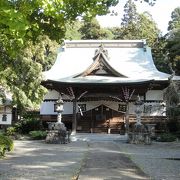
[65,21,82,40]
[108,27,122,39]
[166,30,180,75]
[137,12,160,46]
[166,7,180,75]
[110,1,168,73]
[112,1,160,46]
[0,0,118,53]
[164,7,180,129]
[168,7,180,31]
[0,0,118,110]
[120,0,139,39]
[79,18,113,39]
[152,37,171,73]
[25,35,59,71]
[0,34,59,110]
[0,44,45,109]
[121,0,139,27]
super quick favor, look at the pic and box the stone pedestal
[128,132,151,145]
[128,123,151,145]
[45,122,70,144]
[146,124,156,138]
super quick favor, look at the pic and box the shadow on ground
[0,140,87,180]
[78,141,149,180]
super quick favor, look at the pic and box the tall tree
[137,12,160,47]
[110,1,169,74]
[0,0,118,54]
[152,37,171,73]
[112,1,160,46]
[166,7,180,75]
[120,0,139,39]
[121,0,139,27]
[65,21,82,40]
[168,7,180,31]
[0,0,118,109]
[26,35,59,71]
[79,18,113,40]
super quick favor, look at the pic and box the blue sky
[97,0,180,35]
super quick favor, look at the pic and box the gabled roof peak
[94,44,109,61]
[74,45,127,78]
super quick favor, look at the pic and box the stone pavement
[116,141,180,180]
[0,134,180,180]
[78,141,149,180]
[76,134,180,180]
[0,140,88,180]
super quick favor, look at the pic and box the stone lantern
[54,98,64,123]
[46,96,69,144]
[128,95,151,144]
[134,95,144,125]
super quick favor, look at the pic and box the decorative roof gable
[74,44,127,78]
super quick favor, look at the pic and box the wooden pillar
[125,102,129,134]
[90,109,93,133]
[72,98,77,135]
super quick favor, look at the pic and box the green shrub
[15,119,42,134]
[6,126,17,136]
[157,133,177,142]
[174,131,180,139]
[0,134,14,157]
[167,121,179,132]
[29,131,47,140]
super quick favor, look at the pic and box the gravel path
[0,140,88,180]
[0,134,180,180]
[78,141,149,180]
[115,141,180,180]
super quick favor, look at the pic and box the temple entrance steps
[71,133,128,142]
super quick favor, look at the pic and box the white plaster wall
[146,90,163,100]
[40,101,73,115]
[0,114,12,125]
[41,100,128,115]
[40,99,165,116]
[40,101,56,115]
[0,106,12,125]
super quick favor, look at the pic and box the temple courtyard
[0,134,180,180]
